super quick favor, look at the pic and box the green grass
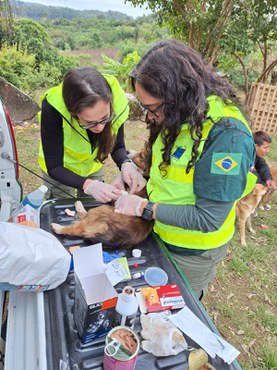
[14,121,277,370]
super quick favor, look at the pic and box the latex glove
[140,313,187,357]
[121,162,147,193]
[84,180,122,203]
[114,193,147,216]
[110,173,126,191]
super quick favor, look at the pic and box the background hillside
[1,0,275,102]
[11,1,133,20]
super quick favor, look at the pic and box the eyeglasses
[78,113,116,129]
[139,102,165,118]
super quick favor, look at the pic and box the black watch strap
[119,158,133,170]
[141,202,154,221]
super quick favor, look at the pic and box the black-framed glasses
[139,102,165,118]
[77,113,116,130]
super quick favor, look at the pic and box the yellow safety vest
[147,95,257,250]
[38,74,129,177]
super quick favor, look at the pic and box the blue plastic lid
[144,267,168,286]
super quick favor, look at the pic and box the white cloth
[140,312,188,356]
[169,306,240,364]
[0,221,71,290]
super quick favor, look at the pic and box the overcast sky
[19,0,152,17]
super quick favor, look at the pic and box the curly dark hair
[130,40,238,173]
[62,67,114,162]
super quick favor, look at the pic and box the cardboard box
[11,204,40,226]
[73,244,118,344]
[137,284,186,314]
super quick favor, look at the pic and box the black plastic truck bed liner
[40,198,242,370]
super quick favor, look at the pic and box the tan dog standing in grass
[236,184,268,246]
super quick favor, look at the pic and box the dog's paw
[75,201,86,213]
[265,204,271,211]
[51,223,63,234]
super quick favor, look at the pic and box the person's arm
[152,198,234,232]
[115,118,256,229]
[156,118,256,231]
[155,199,233,232]
[110,125,129,168]
[255,156,273,183]
[40,99,87,190]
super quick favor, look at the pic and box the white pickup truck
[0,98,242,370]
[0,98,47,370]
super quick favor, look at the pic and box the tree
[126,0,276,67]
[0,0,13,39]
[219,0,277,96]
[9,18,58,67]
[126,0,237,62]
[126,0,276,99]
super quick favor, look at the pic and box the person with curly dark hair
[115,40,257,299]
[38,67,146,201]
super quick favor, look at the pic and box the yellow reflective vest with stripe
[38,74,129,177]
[147,95,257,250]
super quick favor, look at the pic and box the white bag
[0,221,71,291]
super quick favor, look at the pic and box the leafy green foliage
[39,14,169,53]
[126,0,277,95]
[101,51,141,91]
[0,43,35,90]
[0,18,80,96]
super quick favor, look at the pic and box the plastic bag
[0,221,71,291]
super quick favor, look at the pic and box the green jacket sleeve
[194,118,256,202]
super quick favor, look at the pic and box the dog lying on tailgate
[258,167,277,211]
[51,188,153,249]
[51,199,153,249]
[236,184,268,246]
[51,146,153,249]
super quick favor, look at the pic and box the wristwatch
[141,202,154,221]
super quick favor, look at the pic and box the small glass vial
[114,286,138,328]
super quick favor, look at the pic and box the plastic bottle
[21,185,48,209]
[11,185,48,221]
[114,286,138,328]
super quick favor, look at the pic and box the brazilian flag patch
[211,153,242,175]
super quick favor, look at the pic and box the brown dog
[51,194,153,249]
[236,184,268,246]
[258,168,277,210]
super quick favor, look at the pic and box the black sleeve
[110,124,129,169]
[254,156,272,183]
[40,99,87,190]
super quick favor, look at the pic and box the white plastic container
[114,286,138,328]
[10,185,48,224]
[21,185,48,209]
